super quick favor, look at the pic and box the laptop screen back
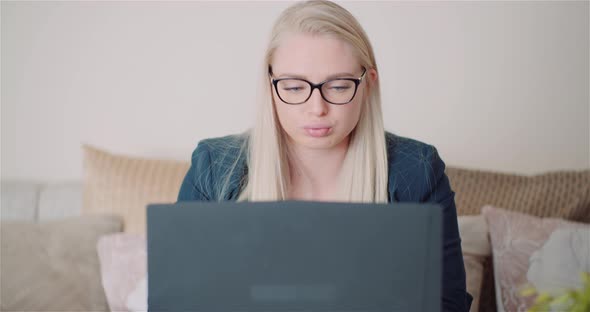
[147,201,442,312]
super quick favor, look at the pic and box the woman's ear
[367,68,378,85]
[363,68,378,98]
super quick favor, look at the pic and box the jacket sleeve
[422,145,473,312]
[177,141,214,202]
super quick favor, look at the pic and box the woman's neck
[287,136,349,201]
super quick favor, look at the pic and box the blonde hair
[223,0,388,203]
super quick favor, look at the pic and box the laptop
[147,201,442,312]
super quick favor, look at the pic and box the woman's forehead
[271,32,360,79]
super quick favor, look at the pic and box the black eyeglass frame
[268,66,367,105]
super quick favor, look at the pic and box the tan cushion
[458,215,491,256]
[447,167,590,222]
[82,145,189,234]
[458,215,491,312]
[0,215,123,311]
[464,254,486,312]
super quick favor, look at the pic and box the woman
[178,1,472,310]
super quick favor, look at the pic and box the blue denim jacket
[178,131,473,311]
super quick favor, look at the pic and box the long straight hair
[222,0,388,203]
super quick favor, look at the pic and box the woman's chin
[294,135,343,150]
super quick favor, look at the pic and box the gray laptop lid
[147,201,442,312]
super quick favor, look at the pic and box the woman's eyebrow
[277,72,356,79]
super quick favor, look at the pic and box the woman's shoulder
[193,133,248,155]
[384,131,448,201]
[384,131,438,164]
[189,133,249,172]
[183,133,248,201]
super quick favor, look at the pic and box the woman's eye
[330,86,351,91]
[283,87,304,92]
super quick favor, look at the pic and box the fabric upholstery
[0,181,41,221]
[0,215,123,311]
[446,168,590,311]
[458,215,492,312]
[447,167,590,222]
[483,205,589,312]
[97,233,147,312]
[38,182,83,221]
[82,145,189,234]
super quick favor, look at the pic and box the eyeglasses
[269,66,367,105]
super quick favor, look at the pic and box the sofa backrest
[1,181,82,222]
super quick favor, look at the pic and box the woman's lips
[304,127,332,137]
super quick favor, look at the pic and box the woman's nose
[306,88,329,116]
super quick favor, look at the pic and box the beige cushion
[464,255,486,312]
[447,167,590,222]
[458,215,491,312]
[0,215,123,311]
[82,145,189,234]
[458,215,491,256]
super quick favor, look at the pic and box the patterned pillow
[97,233,147,312]
[82,145,189,234]
[527,227,590,295]
[482,205,590,312]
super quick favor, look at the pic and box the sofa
[1,145,589,312]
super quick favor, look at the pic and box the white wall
[2,1,588,182]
